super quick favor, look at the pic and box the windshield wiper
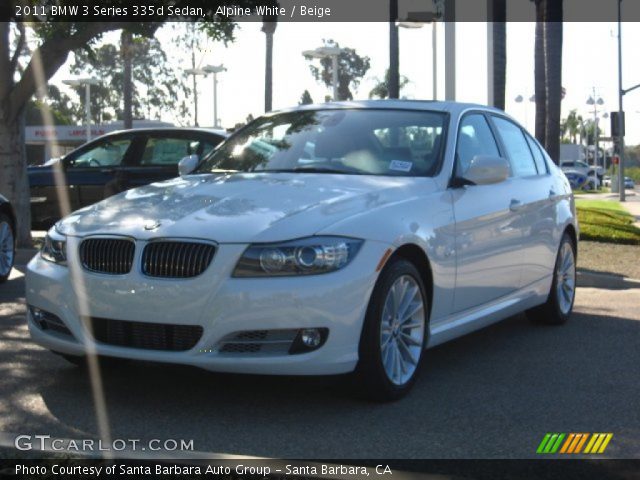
[197,169,240,174]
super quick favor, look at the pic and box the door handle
[509,199,523,212]
[100,168,116,174]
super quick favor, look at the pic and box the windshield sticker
[389,160,413,172]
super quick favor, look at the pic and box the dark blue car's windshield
[196,109,447,177]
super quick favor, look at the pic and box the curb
[577,270,640,290]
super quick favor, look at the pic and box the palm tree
[262,13,278,112]
[561,110,582,143]
[489,0,507,110]
[388,0,399,99]
[533,0,546,148]
[532,0,563,164]
[543,1,563,164]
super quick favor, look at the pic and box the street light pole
[332,55,339,102]
[587,91,605,189]
[185,68,207,127]
[617,0,626,201]
[432,22,438,100]
[203,65,226,128]
[302,46,343,101]
[84,83,91,140]
[397,11,440,100]
[63,77,100,142]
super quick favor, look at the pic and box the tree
[532,0,564,164]
[543,3,563,164]
[388,0,399,99]
[299,90,313,105]
[70,35,191,125]
[489,0,507,110]
[369,70,409,99]
[262,10,278,112]
[560,109,583,144]
[0,1,265,246]
[306,40,371,101]
[533,2,547,148]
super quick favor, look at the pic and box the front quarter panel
[318,181,456,323]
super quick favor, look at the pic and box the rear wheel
[527,233,576,325]
[356,258,428,401]
[0,214,15,284]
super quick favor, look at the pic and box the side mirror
[178,154,199,177]
[461,155,510,186]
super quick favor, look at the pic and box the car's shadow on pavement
[1,282,639,459]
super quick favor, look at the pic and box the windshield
[195,109,447,177]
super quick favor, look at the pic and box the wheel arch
[563,223,578,259]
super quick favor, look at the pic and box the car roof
[97,127,229,139]
[270,99,507,117]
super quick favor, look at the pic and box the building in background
[25,120,174,165]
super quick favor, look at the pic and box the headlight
[41,227,67,265]
[233,236,363,277]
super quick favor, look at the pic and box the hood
[57,173,434,243]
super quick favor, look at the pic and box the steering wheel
[88,158,101,167]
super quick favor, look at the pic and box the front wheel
[356,258,428,401]
[527,233,576,325]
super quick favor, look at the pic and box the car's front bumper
[25,238,389,375]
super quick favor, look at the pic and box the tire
[356,258,429,401]
[0,213,15,284]
[527,233,576,325]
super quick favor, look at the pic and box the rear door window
[139,136,217,166]
[524,133,548,174]
[491,117,538,177]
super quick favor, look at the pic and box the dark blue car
[29,128,227,228]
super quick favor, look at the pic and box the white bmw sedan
[26,101,577,400]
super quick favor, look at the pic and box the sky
[49,20,640,145]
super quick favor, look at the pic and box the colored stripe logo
[537,433,613,454]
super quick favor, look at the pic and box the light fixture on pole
[62,77,100,142]
[185,67,207,127]
[302,46,343,101]
[202,65,226,128]
[586,91,604,180]
[514,94,535,130]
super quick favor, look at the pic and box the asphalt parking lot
[1,254,639,459]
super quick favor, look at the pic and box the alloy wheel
[555,241,576,315]
[379,275,425,386]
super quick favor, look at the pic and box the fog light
[28,306,73,337]
[301,328,322,347]
[289,328,329,354]
[30,307,45,324]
